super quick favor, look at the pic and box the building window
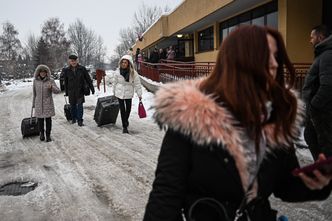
[252,16,264,26]
[222,28,228,41]
[198,26,214,52]
[219,1,278,45]
[267,11,278,29]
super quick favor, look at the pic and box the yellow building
[133,0,331,64]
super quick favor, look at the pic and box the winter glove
[91,88,95,95]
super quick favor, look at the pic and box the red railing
[139,61,215,83]
[139,61,311,93]
[286,63,311,92]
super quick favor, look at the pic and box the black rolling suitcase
[21,108,39,138]
[94,95,114,120]
[94,96,119,126]
[64,96,72,121]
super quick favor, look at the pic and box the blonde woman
[113,55,142,133]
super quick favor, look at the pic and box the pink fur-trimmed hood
[153,79,304,190]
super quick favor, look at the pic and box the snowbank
[0,78,34,94]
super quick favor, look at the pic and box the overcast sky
[0,0,182,58]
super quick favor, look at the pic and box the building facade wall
[279,0,322,63]
[134,0,323,64]
[167,0,234,36]
[134,16,168,51]
[195,50,219,63]
[134,0,233,52]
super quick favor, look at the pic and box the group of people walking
[32,53,143,141]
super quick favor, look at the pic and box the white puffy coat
[113,55,143,99]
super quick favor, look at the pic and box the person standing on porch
[166,46,175,60]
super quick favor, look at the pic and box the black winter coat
[64,65,94,104]
[302,35,332,112]
[143,80,332,221]
[149,51,160,63]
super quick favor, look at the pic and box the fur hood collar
[34,64,51,80]
[153,79,304,190]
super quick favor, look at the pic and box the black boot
[46,133,52,142]
[122,127,129,134]
[78,120,84,127]
[40,131,45,141]
[38,118,45,141]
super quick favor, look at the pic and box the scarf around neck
[120,68,130,82]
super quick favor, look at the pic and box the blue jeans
[70,103,84,122]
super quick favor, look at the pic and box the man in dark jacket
[149,48,160,63]
[302,25,332,159]
[64,53,94,126]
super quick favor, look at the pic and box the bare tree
[41,17,70,71]
[133,3,170,36]
[112,3,171,61]
[119,27,136,50]
[18,34,39,77]
[108,55,120,70]
[0,21,22,60]
[114,43,128,60]
[68,19,106,67]
[23,33,38,60]
[0,22,24,79]
[92,36,107,68]
[68,19,96,66]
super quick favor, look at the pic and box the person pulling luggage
[32,64,61,142]
[64,53,95,126]
[113,55,143,133]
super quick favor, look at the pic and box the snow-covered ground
[0,78,34,93]
[0,73,331,221]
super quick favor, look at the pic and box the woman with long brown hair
[143,25,332,221]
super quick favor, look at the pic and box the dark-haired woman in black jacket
[143,25,332,221]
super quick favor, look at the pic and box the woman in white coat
[113,55,143,133]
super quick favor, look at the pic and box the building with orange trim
[133,0,331,64]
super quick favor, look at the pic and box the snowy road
[0,81,331,221]
[0,84,164,221]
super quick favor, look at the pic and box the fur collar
[34,64,51,80]
[153,79,304,190]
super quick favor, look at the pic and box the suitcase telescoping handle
[30,107,34,124]
[64,95,68,104]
